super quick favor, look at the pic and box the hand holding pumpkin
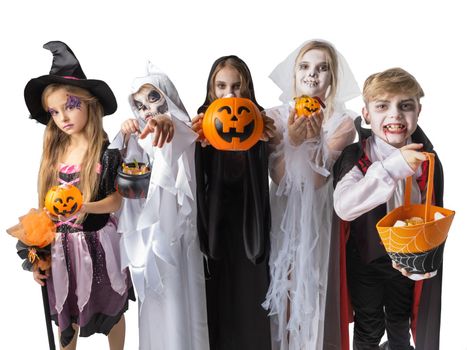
[288,108,308,146]
[140,114,174,148]
[305,109,324,141]
[260,112,276,142]
[121,118,140,135]
[191,113,210,147]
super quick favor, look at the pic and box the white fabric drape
[263,40,360,350]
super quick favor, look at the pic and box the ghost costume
[262,41,360,350]
[110,63,209,350]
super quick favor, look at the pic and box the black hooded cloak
[195,55,272,350]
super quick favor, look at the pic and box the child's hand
[140,115,174,148]
[305,110,324,140]
[260,112,276,142]
[392,261,435,280]
[121,118,140,135]
[191,113,210,147]
[400,143,426,171]
[288,109,307,146]
[33,267,49,286]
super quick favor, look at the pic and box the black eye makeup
[148,90,161,103]
[134,100,144,110]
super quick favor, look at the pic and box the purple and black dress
[46,147,134,347]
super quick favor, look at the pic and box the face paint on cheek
[66,95,82,110]
[156,100,168,114]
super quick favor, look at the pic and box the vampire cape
[331,117,444,350]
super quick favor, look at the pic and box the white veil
[269,39,360,113]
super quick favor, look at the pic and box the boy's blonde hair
[363,67,424,104]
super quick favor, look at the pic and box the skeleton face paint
[132,85,168,122]
[294,49,331,99]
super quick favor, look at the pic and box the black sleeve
[100,147,122,197]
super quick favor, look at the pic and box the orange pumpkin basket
[202,97,264,151]
[376,153,455,273]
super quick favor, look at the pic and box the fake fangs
[383,124,406,132]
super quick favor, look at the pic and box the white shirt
[334,135,420,222]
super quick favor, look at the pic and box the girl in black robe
[191,55,272,350]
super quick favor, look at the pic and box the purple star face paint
[66,95,82,110]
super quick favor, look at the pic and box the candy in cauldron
[116,162,151,199]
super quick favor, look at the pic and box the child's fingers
[166,124,174,144]
[131,119,140,134]
[192,113,204,124]
[153,124,162,147]
[288,109,297,125]
[413,152,427,162]
[139,120,155,139]
[292,116,307,130]
[401,143,424,151]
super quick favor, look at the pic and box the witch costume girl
[23,41,133,348]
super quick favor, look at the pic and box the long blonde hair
[38,84,108,212]
[294,40,338,119]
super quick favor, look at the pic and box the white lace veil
[269,39,360,113]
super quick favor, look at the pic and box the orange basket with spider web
[376,153,455,273]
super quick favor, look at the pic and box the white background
[0,0,466,349]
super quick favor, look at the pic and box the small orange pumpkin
[202,97,264,151]
[44,184,83,217]
[294,95,325,117]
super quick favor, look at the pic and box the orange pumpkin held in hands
[202,97,264,151]
[294,95,326,117]
[45,184,83,217]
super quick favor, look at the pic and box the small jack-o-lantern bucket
[294,95,325,117]
[376,153,455,274]
[202,97,264,151]
[44,184,83,218]
[116,159,151,199]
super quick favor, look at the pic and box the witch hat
[24,41,117,125]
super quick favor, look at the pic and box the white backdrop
[1,0,465,349]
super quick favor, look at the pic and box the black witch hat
[24,41,117,125]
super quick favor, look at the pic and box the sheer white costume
[110,62,209,350]
[262,41,360,350]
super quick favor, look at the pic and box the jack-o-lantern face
[44,184,83,217]
[202,97,264,151]
[294,95,326,117]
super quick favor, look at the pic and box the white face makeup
[363,94,421,148]
[47,88,88,136]
[132,85,168,121]
[214,66,242,98]
[294,49,331,99]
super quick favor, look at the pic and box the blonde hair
[294,40,338,119]
[38,84,108,215]
[208,57,252,102]
[363,67,424,104]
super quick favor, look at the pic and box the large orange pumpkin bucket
[376,153,455,273]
